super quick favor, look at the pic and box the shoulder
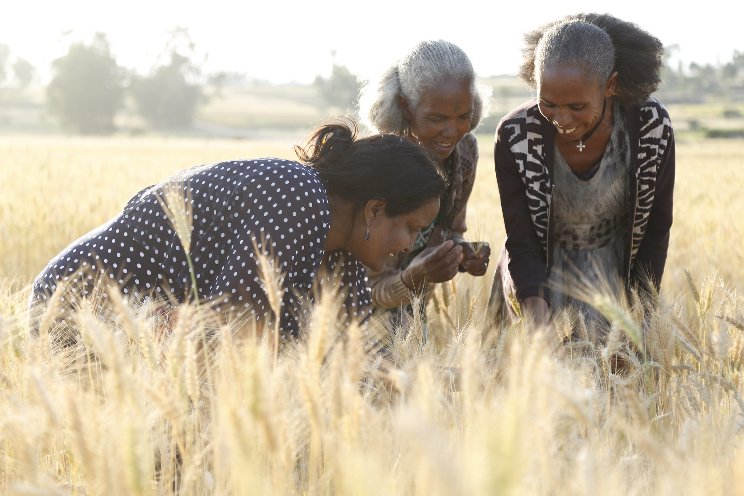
[624,97,674,144]
[214,158,320,184]
[228,158,325,196]
[495,99,547,142]
[221,159,329,227]
[497,99,540,127]
[639,97,672,127]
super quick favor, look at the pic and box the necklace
[575,99,607,152]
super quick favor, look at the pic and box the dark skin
[538,64,618,175]
[524,63,619,324]
[399,77,490,288]
[402,240,464,290]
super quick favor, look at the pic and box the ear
[399,96,412,121]
[605,71,619,98]
[363,198,387,226]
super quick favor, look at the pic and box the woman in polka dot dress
[30,121,446,340]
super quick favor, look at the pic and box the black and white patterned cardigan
[494,98,675,301]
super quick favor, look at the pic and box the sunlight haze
[3,0,740,84]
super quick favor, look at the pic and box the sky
[2,0,742,84]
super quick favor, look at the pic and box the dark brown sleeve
[631,123,675,291]
[494,123,549,301]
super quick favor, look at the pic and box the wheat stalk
[252,238,285,366]
[157,181,199,305]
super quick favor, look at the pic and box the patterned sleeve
[494,112,550,301]
[632,101,675,290]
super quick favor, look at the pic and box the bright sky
[2,0,741,83]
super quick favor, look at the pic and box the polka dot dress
[30,159,372,339]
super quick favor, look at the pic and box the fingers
[460,258,487,276]
[457,241,476,258]
[422,242,463,282]
[429,240,457,259]
[459,248,491,276]
[477,245,492,260]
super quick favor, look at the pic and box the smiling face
[401,78,474,164]
[350,198,440,272]
[537,63,616,144]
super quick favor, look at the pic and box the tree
[46,33,125,134]
[722,50,744,81]
[131,27,203,129]
[314,55,360,110]
[0,44,9,85]
[13,58,34,89]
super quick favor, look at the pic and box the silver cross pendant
[576,141,586,152]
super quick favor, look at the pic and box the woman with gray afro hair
[489,14,675,345]
[360,40,485,134]
[358,40,491,324]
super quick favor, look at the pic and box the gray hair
[534,20,615,89]
[359,40,486,134]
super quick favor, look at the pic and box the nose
[552,108,571,127]
[404,235,417,252]
[441,120,458,140]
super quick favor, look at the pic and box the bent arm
[632,126,675,290]
[494,128,549,302]
[368,258,424,310]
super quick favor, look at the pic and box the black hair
[295,119,447,217]
[519,13,665,105]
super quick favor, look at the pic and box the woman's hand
[458,242,491,277]
[402,240,463,290]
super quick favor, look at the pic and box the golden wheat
[1,136,743,494]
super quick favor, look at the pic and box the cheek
[410,120,437,140]
[390,226,414,251]
[579,110,600,124]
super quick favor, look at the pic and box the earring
[364,224,370,241]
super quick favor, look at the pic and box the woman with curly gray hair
[359,40,490,321]
[489,14,675,332]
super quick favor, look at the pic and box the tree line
[2,36,742,135]
[44,29,204,134]
[660,46,744,102]
[0,29,361,135]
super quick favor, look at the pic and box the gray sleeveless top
[548,103,631,329]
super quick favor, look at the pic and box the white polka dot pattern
[30,159,372,338]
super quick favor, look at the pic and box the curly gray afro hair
[359,40,487,134]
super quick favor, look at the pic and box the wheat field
[1,134,743,495]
